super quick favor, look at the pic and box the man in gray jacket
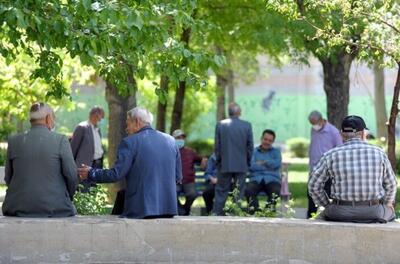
[70,106,104,191]
[2,103,78,217]
[213,103,254,215]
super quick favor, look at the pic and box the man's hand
[256,160,265,165]
[77,164,91,181]
[200,158,208,169]
[387,203,395,212]
[210,176,217,185]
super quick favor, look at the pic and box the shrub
[223,187,295,218]
[73,184,109,215]
[0,146,6,166]
[286,137,310,158]
[187,138,214,157]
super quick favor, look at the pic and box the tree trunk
[227,69,235,103]
[156,75,169,132]
[373,61,387,139]
[387,63,400,172]
[170,80,186,133]
[216,73,227,121]
[104,70,136,200]
[170,27,191,133]
[320,52,353,129]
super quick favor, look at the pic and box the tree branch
[359,11,400,34]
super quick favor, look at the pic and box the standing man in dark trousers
[307,110,342,218]
[212,102,254,215]
[70,106,105,192]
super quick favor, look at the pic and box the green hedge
[286,137,310,158]
[0,147,6,166]
[187,138,214,157]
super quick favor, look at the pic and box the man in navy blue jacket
[213,103,254,215]
[78,107,182,219]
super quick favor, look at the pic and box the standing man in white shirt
[71,106,105,192]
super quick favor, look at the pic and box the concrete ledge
[1,216,400,263]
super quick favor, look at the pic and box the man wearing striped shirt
[308,115,397,223]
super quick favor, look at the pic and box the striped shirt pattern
[308,138,397,206]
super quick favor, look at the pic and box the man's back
[3,125,78,217]
[92,126,181,218]
[215,117,253,173]
[309,139,397,205]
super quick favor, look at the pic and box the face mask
[175,139,185,149]
[312,124,322,131]
[51,125,56,132]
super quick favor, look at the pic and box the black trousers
[177,183,197,215]
[307,178,332,218]
[245,180,281,211]
[202,183,216,214]
[111,189,125,215]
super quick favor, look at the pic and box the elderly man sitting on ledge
[2,103,78,217]
[308,115,397,223]
[78,107,182,219]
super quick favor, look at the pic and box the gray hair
[308,110,323,121]
[127,107,153,125]
[29,102,53,121]
[342,131,363,141]
[89,106,104,116]
[228,102,241,117]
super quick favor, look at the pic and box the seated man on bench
[245,129,282,213]
[309,115,397,223]
[173,129,207,216]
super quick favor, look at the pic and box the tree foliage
[0,0,223,99]
[268,0,400,170]
[0,51,93,138]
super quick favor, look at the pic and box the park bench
[178,162,291,200]
[1,216,398,263]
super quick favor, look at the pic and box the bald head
[29,103,54,122]
[29,102,55,130]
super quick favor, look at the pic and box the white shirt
[91,124,103,160]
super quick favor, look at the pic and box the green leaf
[15,9,27,28]
[213,55,225,67]
[82,0,91,11]
[183,49,191,58]
[126,11,143,30]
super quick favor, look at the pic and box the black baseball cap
[341,115,368,132]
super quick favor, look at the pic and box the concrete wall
[1,216,400,263]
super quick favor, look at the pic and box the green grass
[289,182,308,208]
[288,163,309,172]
